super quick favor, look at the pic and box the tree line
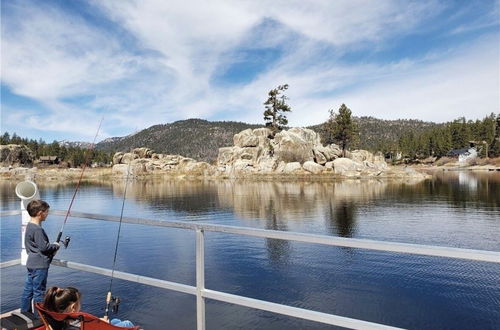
[0,132,113,167]
[263,84,499,159]
[392,114,499,160]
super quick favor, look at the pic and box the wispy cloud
[1,0,498,141]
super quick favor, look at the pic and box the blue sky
[1,0,499,142]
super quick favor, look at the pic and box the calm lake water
[1,171,499,329]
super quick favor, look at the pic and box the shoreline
[1,164,498,182]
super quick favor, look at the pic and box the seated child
[43,286,134,329]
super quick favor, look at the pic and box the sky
[1,0,499,142]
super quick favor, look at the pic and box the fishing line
[105,130,136,318]
[56,117,104,245]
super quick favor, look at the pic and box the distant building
[39,156,60,165]
[446,148,477,163]
[384,151,402,162]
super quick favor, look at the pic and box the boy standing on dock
[20,200,60,313]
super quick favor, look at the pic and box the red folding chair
[35,303,140,330]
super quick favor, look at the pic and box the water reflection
[2,172,498,217]
[263,200,291,266]
[427,171,500,210]
[108,179,391,220]
[326,200,357,237]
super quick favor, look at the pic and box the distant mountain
[58,141,93,149]
[96,119,262,163]
[96,117,443,163]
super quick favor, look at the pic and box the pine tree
[449,117,470,149]
[263,84,291,136]
[325,104,359,157]
[0,132,10,144]
[490,114,500,157]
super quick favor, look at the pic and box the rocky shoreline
[2,127,497,182]
[2,164,497,182]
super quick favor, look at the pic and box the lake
[1,171,499,329]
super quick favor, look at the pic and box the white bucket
[15,181,38,200]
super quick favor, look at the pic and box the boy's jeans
[21,268,49,313]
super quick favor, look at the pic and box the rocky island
[110,127,428,180]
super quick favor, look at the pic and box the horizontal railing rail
[2,209,499,263]
[0,258,401,330]
[2,209,499,330]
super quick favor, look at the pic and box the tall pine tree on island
[263,84,291,137]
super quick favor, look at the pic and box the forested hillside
[312,117,443,152]
[96,117,446,163]
[96,119,262,163]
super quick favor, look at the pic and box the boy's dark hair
[27,200,50,217]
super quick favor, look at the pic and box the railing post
[196,229,206,330]
[15,181,39,265]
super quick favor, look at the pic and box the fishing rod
[104,140,135,319]
[55,117,104,248]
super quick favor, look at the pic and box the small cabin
[39,156,60,165]
[446,148,470,158]
[446,148,477,163]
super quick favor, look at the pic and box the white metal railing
[2,209,499,330]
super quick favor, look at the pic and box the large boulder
[217,147,235,165]
[234,129,259,148]
[283,162,302,173]
[257,158,278,172]
[0,144,34,165]
[232,159,255,173]
[332,158,363,175]
[252,128,273,148]
[113,152,124,165]
[288,128,321,145]
[218,145,264,165]
[303,161,324,174]
[133,147,154,159]
[121,152,139,164]
[312,148,327,165]
[320,144,342,161]
[273,128,317,163]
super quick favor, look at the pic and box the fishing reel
[104,296,121,315]
[61,236,71,248]
[56,233,71,249]
[110,296,121,314]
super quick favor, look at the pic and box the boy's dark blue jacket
[24,222,59,269]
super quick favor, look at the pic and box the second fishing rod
[55,117,104,248]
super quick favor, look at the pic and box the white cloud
[290,36,499,124]
[1,0,498,141]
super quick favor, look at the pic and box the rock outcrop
[0,144,34,165]
[217,128,343,175]
[112,148,214,177]
[109,128,428,180]
[216,127,428,180]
